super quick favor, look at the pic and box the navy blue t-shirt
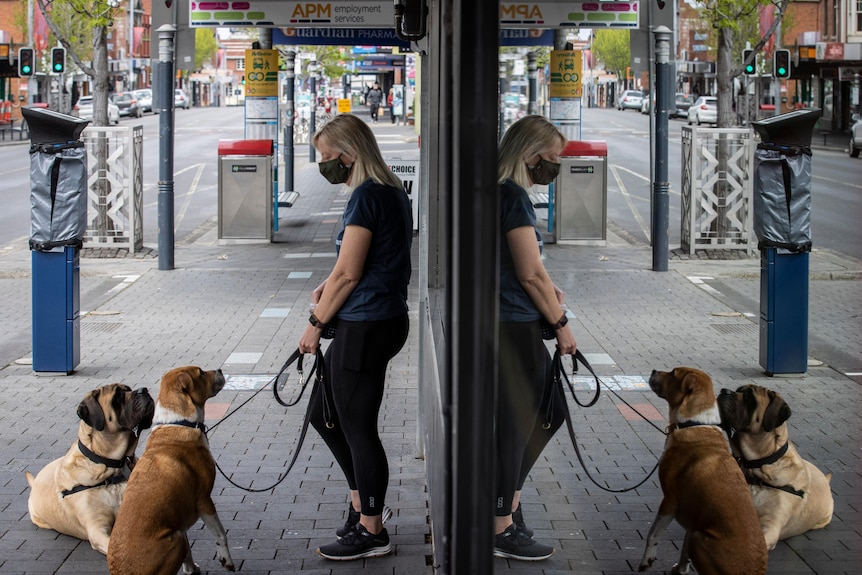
[335,177,413,321]
[500,178,543,322]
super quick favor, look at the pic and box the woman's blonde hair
[497,115,567,189]
[312,113,404,190]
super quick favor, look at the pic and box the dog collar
[739,441,789,469]
[77,439,128,469]
[159,420,208,433]
[668,420,720,431]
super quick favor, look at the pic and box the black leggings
[496,321,567,516]
[309,314,409,517]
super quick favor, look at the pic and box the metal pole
[652,26,671,272]
[157,25,176,271]
[498,61,506,140]
[308,62,317,163]
[284,51,295,196]
[128,0,134,90]
[527,52,537,115]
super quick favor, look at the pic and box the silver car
[133,89,153,113]
[687,96,717,125]
[75,95,120,124]
[618,90,645,111]
[850,113,861,158]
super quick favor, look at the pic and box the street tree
[702,0,789,127]
[35,0,119,127]
[590,29,630,82]
[194,28,218,70]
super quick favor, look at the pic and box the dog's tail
[25,471,35,487]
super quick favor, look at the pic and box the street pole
[284,51,295,196]
[652,26,671,272]
[309,62,317,163]
[527,52,537,115]
[498,61,506,140]
[157,25,176,271]
[128,0,134,90]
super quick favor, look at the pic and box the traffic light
[18,47,34,77]
[773,49,790,79]
[241,75,245,85]
[742,49,756,76]
[51,47,66,74]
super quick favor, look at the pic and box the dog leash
[552,349,665,493]
[208,348,332,493]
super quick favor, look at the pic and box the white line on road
[609,164,651,240]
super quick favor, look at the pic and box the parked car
[133,89,153,113]
[617,90,645,111]
[111,92,142,118]
[640,93,655,115]
[174,89,190,110]
[672,93,695,119]
[687,96,717,125]
[74,95,120,125]
[850,113,861,158]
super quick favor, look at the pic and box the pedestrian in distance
[494,114,576,561]
[298,113,413,561]
[366,82,383,123]
[388,88,395,124]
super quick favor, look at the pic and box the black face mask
[318,157,351,184]
[528,158,561,185]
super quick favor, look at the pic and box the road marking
[609,164,651,240]
[687,275,722,295]
[175,163,206,232]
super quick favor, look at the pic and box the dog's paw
[638,558,655,572]
[219,555,236,572]
[671,561,692,574]
[181,563,201,575]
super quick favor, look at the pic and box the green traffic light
[777,67,786,75]
[22,65,31,74]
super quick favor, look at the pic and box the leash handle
[554,349,601,408]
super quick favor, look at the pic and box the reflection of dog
[25,384,154,554]
[640,367,767,575]
[107,366,235,575]
[718,384,833,549]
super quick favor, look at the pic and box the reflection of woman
[297,113,413,561]
[493,115,576,561]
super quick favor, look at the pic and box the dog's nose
[650,370,657,377]
[135,388,148,395]
[216,368,223,376]
[719,388,732,396]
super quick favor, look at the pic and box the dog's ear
[77,390,106,431]
[762,391,791,432]
[177,370,194,394]
[682,370,703,394]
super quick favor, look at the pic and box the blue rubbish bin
[751,109,820,376]
[22,107,89,374]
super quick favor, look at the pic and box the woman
[298,113,412,561]
[494,115,577,561]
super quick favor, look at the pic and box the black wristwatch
[551,314,568,330]
[308,313,325,328]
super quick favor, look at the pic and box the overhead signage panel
[500,2,639,28]
[190,1,638,29]
[191,1,393,28]
[273,27,555,47]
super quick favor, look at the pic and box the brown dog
[25,384,154,554]
[107,366,235,575]
[718,384,833,549]
[639,367,767,575]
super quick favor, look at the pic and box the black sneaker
[317,523,392,560]
[512,504,534,538]
[336,504,393,538]
[493,523,555,561]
